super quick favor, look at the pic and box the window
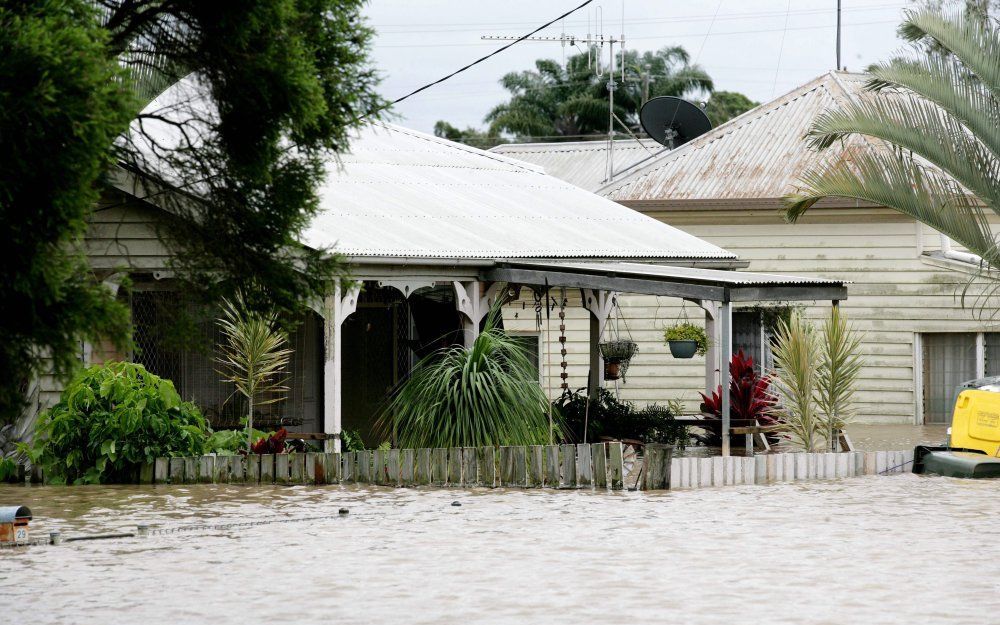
[921,333,977,424]
[509,333,541,382]
[732,310,773,373]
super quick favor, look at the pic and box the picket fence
[143,446,914,491]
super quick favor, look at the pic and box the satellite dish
[639,96,712,149]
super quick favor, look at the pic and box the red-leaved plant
[697,350,777,446]
[250,428,289,454]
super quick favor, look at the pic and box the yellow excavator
[913,377,1000,478]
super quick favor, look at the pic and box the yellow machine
[948,389,1000,456]
[914,383,1000,478]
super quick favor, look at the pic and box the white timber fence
[669,449,914,489]
[139,446,913,491]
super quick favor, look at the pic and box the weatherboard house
[494,71,995,426]
[28,116,844,455]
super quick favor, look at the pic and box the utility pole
[836,0,842,70]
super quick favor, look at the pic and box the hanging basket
[667,339,698,359]
[600,339,638,381]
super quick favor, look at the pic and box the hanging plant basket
[667,339,699,359]
[600,339,638,381]
[663,322,709,359]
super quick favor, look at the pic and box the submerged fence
[142,446,914,491]
[144,442,648,490]
[669,449,914,489]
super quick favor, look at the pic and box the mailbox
[0,505,31,544]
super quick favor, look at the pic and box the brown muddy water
[2,470,998,625]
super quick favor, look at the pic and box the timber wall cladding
[504,213,1000,424]
[148,442,630,490]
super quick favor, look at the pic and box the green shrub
[32,362,209,484]
[663,322,709,356]
[554,389,688,446]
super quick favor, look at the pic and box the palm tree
[485,46,713,140]
[785,10,1000,279]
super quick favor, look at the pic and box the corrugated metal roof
[599,72,874,202]
[489,139,666,191]
[499,260,845,287]
[304,124,736,260]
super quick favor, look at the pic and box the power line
[376,18,902,49]
[387,0,597,108]
[373,1,906,32]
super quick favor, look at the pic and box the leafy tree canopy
[436,46,757,145]
[704,91,758,127]
[432,121,506,150]
[0,0,383,422]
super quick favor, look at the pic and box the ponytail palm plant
[785,10,1000,290]
[377,308,553,449]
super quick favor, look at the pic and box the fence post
[527,446,544,487]
[448,448,463,486]
[543,445,560,487]
[415,448,431,485]
[576,444,593,488]
[154,458,169,484]
[608,442,624,490]
[462,448,478,487]
[643,444,672,490]
[477,447,496,487]
[233,455,247,483]
[560,444,576,488]
[431,448,447,485]
[499,447,515,486]
[591,443,607,489]
[213,456,230,484]
[290,453,306,484]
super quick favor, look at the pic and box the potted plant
[663,322,709,359]
[599,339,639,380]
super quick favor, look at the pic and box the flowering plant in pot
[663,322,709,358]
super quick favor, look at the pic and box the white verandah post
[582,289,616,398]
[454,281,502,348]
[720,299,733,457]
[323,283,360,453]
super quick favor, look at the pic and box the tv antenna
[482,5,625,180]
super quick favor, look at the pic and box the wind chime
[558,287,568,391]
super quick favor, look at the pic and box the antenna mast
[483,8,625,181]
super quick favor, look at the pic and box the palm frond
[867,56,1000,160]
[899,9,1000,99]
[804,95,1000,210]
[785,150,999,267]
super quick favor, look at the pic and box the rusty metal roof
[304,124,737,261]
[599,72,873,202]
[489,139,666,191]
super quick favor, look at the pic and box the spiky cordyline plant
[816,307,864,451]
[769,313,825,452]
[785,10,1000,313]
[377,308,554,449]
[216,295,292,452]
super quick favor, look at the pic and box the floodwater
[2,472,998,625]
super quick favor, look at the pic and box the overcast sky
[363,0,916,135]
